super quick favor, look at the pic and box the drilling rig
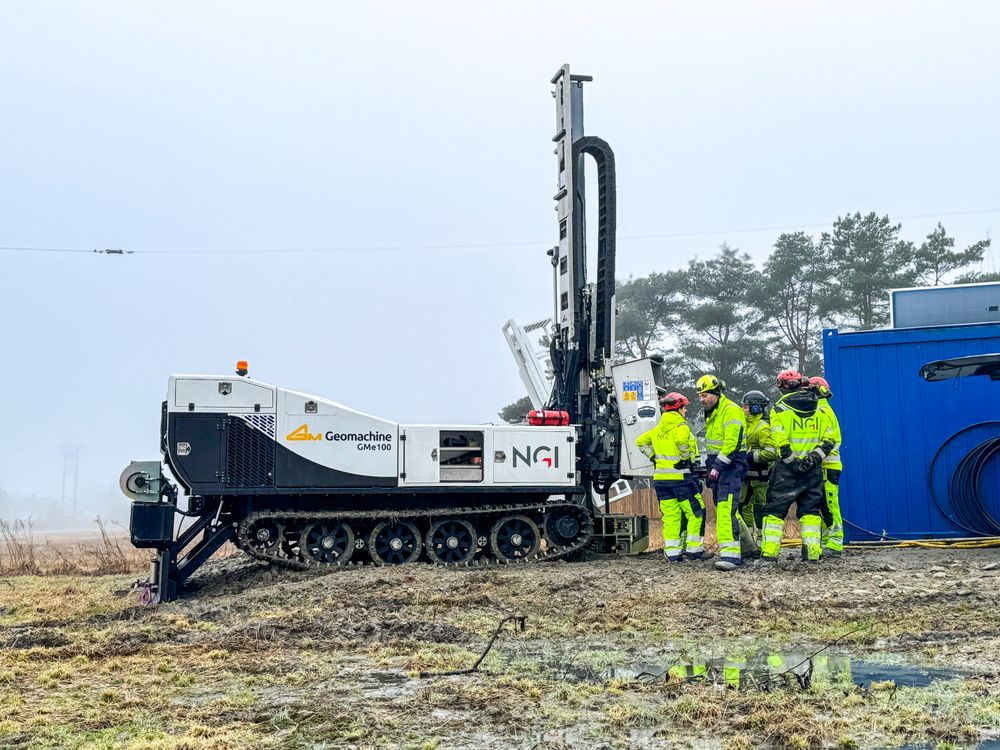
[121,65,665,603]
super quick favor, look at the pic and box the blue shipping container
[823,323,1000,540]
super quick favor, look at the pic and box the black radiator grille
[226,416,275,488]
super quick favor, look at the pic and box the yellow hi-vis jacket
[704,393,745,466]
[745,414,777,480]
[771,390,835,462]
[636,410,698,481]
[817,398,842,470]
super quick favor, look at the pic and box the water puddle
[354,669,417,699]
[553,650,963,690]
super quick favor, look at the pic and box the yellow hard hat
[696,374,722,394]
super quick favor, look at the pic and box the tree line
[500,211,992,421]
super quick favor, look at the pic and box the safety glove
[794,453,819,474]
[809,439,835,464]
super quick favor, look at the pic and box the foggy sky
[1,1,998,524]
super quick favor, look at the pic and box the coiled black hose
[845,421,1000,541]
[928,421,1000,536]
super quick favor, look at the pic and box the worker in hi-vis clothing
[696,375,747,571]
[636,392,711,562]
[740,390,777,533]
[808,376,844,556]
[759,369,836,565]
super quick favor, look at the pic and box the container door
[401,428,440,485]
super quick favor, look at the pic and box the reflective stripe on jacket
[636,411,697,480]
[770,391,834,460]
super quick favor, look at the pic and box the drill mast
[549,65,622,494]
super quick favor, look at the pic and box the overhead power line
[1,206,997,257]
[0,247,132,255]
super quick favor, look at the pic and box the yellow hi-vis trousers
[654,480,705,560]
[820,467,844,552]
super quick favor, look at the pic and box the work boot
[663,550,684,563]
[800,547,822,563]
[684,550,714,562]
[823,548,843,558]
[753,556,778,568]
[714,559,744,572]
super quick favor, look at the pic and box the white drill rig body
[122,65,655,603]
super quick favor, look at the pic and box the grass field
[3,540,1000,749]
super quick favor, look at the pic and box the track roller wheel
[247,519,285,555]
[426,518,478,565]
[369,520,422,565]
[490,514,540,562]
[300,522,354,566]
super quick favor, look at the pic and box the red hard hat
[776,369,805,390]
[659,392,689,411]
[809,376,832,398]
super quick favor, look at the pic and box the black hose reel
[928,420,1000,536]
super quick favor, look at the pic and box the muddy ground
[3,546,1000,749]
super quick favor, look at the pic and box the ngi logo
[791,416,819,433]
[512,445,560,468]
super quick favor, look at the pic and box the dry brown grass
[0,519,149,576]
[0,519,40,575]
[0,518,239,578]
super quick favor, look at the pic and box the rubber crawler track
[234,502,594,570]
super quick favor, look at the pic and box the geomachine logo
[285,424,394,443]
[286,424,323,441]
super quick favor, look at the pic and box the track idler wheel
[425,518,478,565]
[545,507,584,548]
[300,522,354,566]
[369,520,422,565]
[490,514,540,562]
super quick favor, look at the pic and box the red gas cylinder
[527,409,571,426]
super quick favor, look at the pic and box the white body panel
[400,428,441,485]
[173,377,276,412]
[278,389,399,480]
[166,375,578,489]
[398,424,576,487]
[492,426,575,485]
